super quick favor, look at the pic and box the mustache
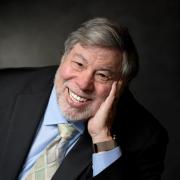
[54,73,96,99]
[64,82,96,99]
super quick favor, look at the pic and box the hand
[87,81,123,143]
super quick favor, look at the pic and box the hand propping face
[87,81,123,143]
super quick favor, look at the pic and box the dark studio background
[0,0,179,179]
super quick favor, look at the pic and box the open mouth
[68,88,88,103]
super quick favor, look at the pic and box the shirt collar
[43,86,85,134]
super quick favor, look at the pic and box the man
[0,18,168,180]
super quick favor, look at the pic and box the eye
[72,60,84,70]
[96,73,110,82]
[76,62,83,67]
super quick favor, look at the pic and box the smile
[68,89,88,103]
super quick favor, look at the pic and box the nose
[76,71,94,92]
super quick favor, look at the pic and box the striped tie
[25,124,78,180]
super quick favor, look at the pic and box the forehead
[66,43,122,68]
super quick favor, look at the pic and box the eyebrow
[98,68,116,76]
[73,53,88,63]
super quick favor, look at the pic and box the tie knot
[58,123,78,139]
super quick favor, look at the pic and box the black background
[0,0,179,179]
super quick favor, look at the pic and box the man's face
[54,43,122,121]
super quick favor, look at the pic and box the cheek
[58,63,74,81]
[95,83,112,100]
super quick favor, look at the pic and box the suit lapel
[1,91,51,179]
[53,130,93,180]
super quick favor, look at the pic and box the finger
[102,82,117,111]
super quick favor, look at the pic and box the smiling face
[54,43,123,121]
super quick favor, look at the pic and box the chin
[59,103,95,121]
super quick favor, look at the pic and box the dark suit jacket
[0,66,168,180]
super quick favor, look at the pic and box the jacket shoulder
[0,66,58,96]
[0,66,58,78]
[114,89,168,151]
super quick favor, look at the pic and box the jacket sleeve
[132,128,169,180]
[90,127,168,180]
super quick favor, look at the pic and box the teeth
[69,89,87,102]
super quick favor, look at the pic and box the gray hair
[64,17,139,82]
